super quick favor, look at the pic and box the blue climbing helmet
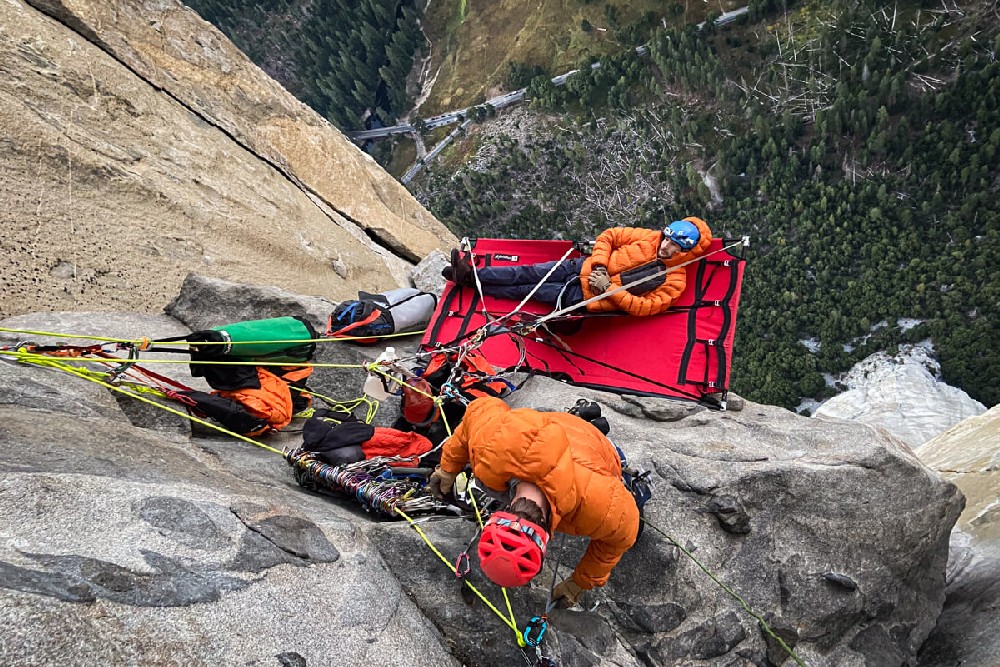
[664,220,700,251]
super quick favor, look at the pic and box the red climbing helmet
[477,511,549,588]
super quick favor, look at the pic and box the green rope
[642,519,808,666]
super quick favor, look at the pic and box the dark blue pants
[478,258,585,306]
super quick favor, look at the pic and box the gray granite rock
[410,249,450,295]
[0,404,454,665]
[433,375,964,666]
[165,273,337,334]
[0,299,966,667]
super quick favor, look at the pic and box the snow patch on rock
[800,337,821,353]
[813,341,986,447]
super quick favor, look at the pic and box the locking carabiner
[522,614,548,647]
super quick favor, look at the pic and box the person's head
[477,483,550,587]
[659,220,700,259]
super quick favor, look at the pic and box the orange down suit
[579,216,713,316]
[440,397,639,590]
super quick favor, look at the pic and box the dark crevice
[361,225,421,263]
[24,0,412,265]
[3,551,253,607]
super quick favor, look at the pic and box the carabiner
[522,615,548,647]
[455,551,471,578]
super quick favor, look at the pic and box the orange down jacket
[440,397,639,590]
[215,367,298,435]
[579,216,713,316]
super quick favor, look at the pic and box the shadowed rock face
[1,0,456,319]
[916,406,1000,667]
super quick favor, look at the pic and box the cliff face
[0,0,456,319]
[0,277,967,667]
[916,406,1000,666]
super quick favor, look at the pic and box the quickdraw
[455,551,471,578]
[453,524,483,579]
[288,454,442,518]
[520,647,558,667]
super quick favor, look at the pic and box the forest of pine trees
[185,0,422,131]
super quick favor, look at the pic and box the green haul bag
[188,316,318,363]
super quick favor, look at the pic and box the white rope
[460,237,492,320]
[435,238,746,393]
[497,244,577,323]
[533,239,746,327]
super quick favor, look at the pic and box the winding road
[350,6,749,182]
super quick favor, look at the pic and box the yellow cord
[0,349,365,369]
[7,342,524,646]
[468,480,523,645]
[0,326,426,345]
[13,352,284,455]
[396,508,523,641]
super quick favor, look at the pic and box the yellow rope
[0,326,426,345]
[13,352,285,455]
[396,508,524,644]
[292,385,380,424]
[8,332,605,656]
[0,327,131,343]
[0,350,365,369]
[467,479,520,641]
[7,342,527,643]
[1,351,461,432]
[3,351,449,435]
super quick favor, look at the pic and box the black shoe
[450,249,474,286]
